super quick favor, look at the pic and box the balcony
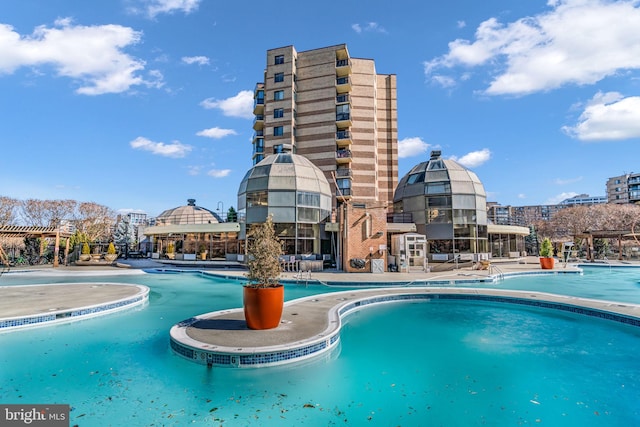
[336,187,352,200]
[336,93,349,104]
[336,130,352,147]
[253,98,264,115]
[336,58,352,76]
[335,168,352,178]
[336,149,352,164]
[336,76,351,92]
[252,114,264,131]
[336,112,352,127]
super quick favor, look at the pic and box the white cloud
[138,0,201,18]
[450,148,491,168]
[187,166,201,175]
[351,22,388,34]
[196,127,237,139]
[562,91,640,141]
[457,21,466,29]
[517,193,526,199]
[207,169,231,178]
[200,90,253,119]
[130,136,192,158]
[546,192,579,205]
[182,55,209,65]
[0,19,161,95]
[554,176,583,185]
[424,0,640,95]
[398,137,430,158]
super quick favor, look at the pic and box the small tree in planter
[244,215,284,329]
[105,242,118,263]
[539,237,555,269]
[199,244,207,260]
[80,242,91,261]
[166,242,175,260]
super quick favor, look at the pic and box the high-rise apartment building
[252,44,398,209]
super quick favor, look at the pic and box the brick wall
[342,202,388,272]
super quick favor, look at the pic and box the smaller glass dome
[156,199,222,225]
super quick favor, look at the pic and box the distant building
[607,173,640,204]
[559,194,606,206]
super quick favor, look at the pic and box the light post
[217,201,224,222]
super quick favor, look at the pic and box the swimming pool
[0,267,638,426]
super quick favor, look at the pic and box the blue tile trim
[0,294,147,331]
[171,290,640,368]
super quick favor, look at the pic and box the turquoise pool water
[0,267,639,426]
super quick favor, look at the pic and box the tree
[0,196,20,227]
[74,202,115,243]
[226,206,238,223]
[245,215,283,288]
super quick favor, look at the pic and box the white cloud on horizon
[351,22,388,34]
[130,136,192,158]
[0,19,162,95]
[450,148,491,168]
[200,90,253,119]
[554,176,583,185]
[196,127,237,139]
[132,0,201,18]
[398,137,431,158]
[562,91,640,141]
[182,55,209,65]
[545,191,579,205]
[207,169,231,178]
[425,0,640,95]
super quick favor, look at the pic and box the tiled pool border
[170,287,640,369]
[0,284,150,332]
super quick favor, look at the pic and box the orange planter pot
[243,285,284,330]
[539,257,555,270]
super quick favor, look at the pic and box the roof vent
[430,150,441,160]
[187,199,196,206]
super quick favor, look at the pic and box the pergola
[0,225,73,268]
[575,230,639,261]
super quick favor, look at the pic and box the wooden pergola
[0,225,73,268]
[575,230,638,261]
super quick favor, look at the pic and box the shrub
[82,242,90,255]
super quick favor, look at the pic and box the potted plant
[539,237,555,269]
[199,244,207,261]
[79,242,91,261]
[243,215,284,330]
[166,242,175,260]
[105,242,118,263]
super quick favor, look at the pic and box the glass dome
[156,199,222,225]
[393,150,488,258]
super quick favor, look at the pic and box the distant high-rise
[252,44,398,208]
[607,173,640,204]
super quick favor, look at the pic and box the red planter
[243,285,284,330]
[539,257,555,270]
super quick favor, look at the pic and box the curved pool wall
[170,287,640,368]
[0,284,150,332]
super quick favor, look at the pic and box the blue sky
[1,0,639,217]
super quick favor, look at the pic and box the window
[274,126,284,136]
[336,104,350,121]
[274,55,284,65]
[246,191,268,207]
[274,108,284,118]
[274,90,284,101]
[274,72,284,83]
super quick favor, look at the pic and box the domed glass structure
[393,151,488,259]
[238,152,332,255]
[156,199,222,225]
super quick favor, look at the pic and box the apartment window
[274,108,284,119]
[274,55,284,65]
[274,72,284,83]
[336,104,350,121]
[274,126,284,136]
[274,90,284,101]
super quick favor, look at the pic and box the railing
[336,130,350,140]
[336,112,350,121]
[336,188,352,197]
[336,149,352,159]
[336,59,350,67]
[336,77,349,85]
[336,94,349,103]
[335,168,352,177]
